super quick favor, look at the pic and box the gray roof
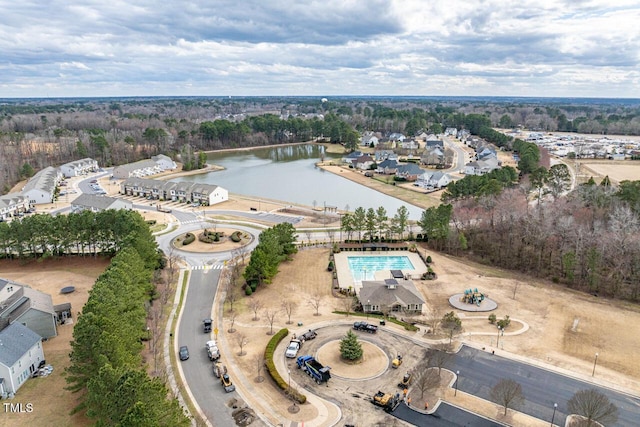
[0,322,42,367]
[396,163,424,175]
[359,278,425,308]
[61,157,96,169]
[0,193,28,210]
[0,281,55,319]
[71,194,123,210]
[22,166,58,194]
[114,159,158,174]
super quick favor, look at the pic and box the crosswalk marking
[189,264,223,270]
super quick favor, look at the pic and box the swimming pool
[347,256,415,282]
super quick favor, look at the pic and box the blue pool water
[347,256,415,282]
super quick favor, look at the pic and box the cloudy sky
[1,0,639,98]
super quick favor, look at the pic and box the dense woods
[3,96,640,193]
[0,210,188,425]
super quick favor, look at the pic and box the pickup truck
[300,329,317,342]
[205,340,220,361]
[353,321,378,334]
[285,339,301,358]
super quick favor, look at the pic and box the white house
[360,132,379,147]
[120,178,228,206]
[0,279,57,339]
[70,194,134,213]
[151,154,177,171]
[59,158,99,177]
[0,193,30,221]
[112,159,162,179]
[0,322,45,395]
[464,157,501,175]
[416,171,452,188]
[21,166,62,205]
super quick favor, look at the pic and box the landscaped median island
[172,227,252,251]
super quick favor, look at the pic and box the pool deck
[333,251,428,294]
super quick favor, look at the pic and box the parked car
[179,345,189,361]
[300,329,317,342]
[353,321,378,333]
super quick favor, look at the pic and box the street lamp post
[367,299,370,320]
[496,326,503,348]
[288,369,291,396]
[550,402,558,426]
[592,352,599,377]
[454,370,460,397]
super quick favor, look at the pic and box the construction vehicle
[392,355,403,368]
[221,373,236,392]
[372,391,401,412]
[296,355,331,384]
[206,340,220,361]
[398,372,412,389]
[213,362,227,378]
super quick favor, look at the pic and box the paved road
[450,346,640,427]
[176,268,243,426]
[394,401,505,427]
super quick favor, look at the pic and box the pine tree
[340,330,363,361]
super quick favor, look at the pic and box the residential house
[112,159,162,179]
[360,132,379,148]
[377,159,400,175]
[342,151,363,165]
[120,178,228,206]
[151,154,177,171]
[0,322,45,395]
[444,127,457,136]
[415,131,429,141]
[464,156,501,175]
[416,171,452,189]
[359,278,425,314]
[425,139,444,149]
[395,163,424,181]
[400,140,420,150]
[21,166,62,205]
[0,278,57,339]
[59,158,99,177]
[420,147,445,166]
[70,194,133,213]
[388,132,406,142]
[354,155,375,171]
[374,150,397,162]
[0,193,30,221]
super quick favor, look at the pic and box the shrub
[327,261,334,271]
[145,220,157,225]
[264,329,307,404]
[497,315,511,330]
[183,233,195,245]
[488,314,497,324]
[426,255,432,263]
[245,286,253,296]
[230,231,242,242]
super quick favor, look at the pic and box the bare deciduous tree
[567,389,619,427]
[309,294,322,316]
[490,378,525,416]
[341,296,355,317]
[263,307,279,335]
[425,343,451,376]
[254,355,265,383]
[236,333,248,356]
[281,300,297,324]
[415,366,441,399]
[426,307,442,335]
[227,310,237,333]
[248,298,263,321]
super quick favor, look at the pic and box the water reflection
[173,144,425,219]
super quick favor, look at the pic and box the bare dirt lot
[0,257,110,427]
[220,247,640,427]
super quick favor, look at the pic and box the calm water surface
[173,144,425,219]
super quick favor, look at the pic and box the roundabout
[315,339,388,379]
[170,227,253,253]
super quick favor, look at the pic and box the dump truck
[372,391,401,412]
[296,355,331,384]
[205,340,220,361]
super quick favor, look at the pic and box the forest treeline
[0,210,189,425]
[2,97,640,192]
[428,180,640,301]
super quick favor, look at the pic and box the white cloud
[0,0,638,97]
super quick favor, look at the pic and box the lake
[173,144,425,219]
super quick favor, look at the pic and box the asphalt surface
[176,268,242,426]
[394,402,505,427]
[450,346,640,427]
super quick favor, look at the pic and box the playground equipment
[460,288,486,306]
